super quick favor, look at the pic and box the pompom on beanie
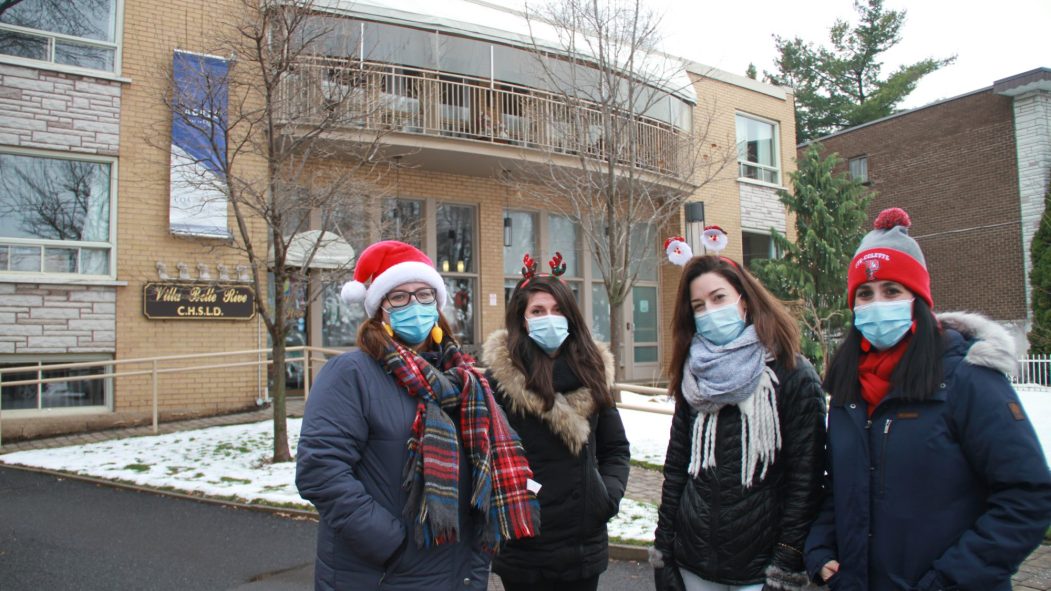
[847,208,932,309]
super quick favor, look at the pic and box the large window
[736,114,780,185]
[0,151,114,277]
[0,355,111,412]
[437,203,477,347]
[0,0,120,72]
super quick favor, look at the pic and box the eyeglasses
[384,287,437,309]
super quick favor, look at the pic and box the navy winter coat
[805,312,1051,591]
[295,350,490,591]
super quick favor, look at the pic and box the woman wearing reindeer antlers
[652,229,826,591]
[296,240,539,590]
[482,252,631,591]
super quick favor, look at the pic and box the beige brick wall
[110,0,266,422]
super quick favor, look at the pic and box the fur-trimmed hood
[482,329,615,456]
[937,311,1017,376]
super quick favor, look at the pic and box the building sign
[169,50,232,239]
[143,283,255,320]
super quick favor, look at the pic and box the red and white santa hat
[340,240,447,316]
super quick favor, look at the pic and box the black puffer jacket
[482,330,631,583]
[654,354,826,588]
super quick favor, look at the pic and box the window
[742,231,777,269]
[437,203,477,346]
[0,151,115,277]
[503,210,537,302]
[736,114,780,185]
[1,355,112,412]
[0,0,120,72]
[849,155,869,184]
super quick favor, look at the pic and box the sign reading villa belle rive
[143,283,255,320]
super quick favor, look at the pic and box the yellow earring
[383,322,394,337]
[430,324,443,344]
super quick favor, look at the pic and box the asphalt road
[0,466,656,590]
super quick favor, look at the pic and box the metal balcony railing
[277,58,688,177]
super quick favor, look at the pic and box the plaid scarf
[383,338,540,552]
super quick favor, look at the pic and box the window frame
[0,0,125,78]
[0,353,114,417]
[0,147,118,280]
[849,155,870,185]
[735,113,781,187]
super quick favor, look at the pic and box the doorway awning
[281,230,356,270]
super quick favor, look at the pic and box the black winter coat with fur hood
[482,330,631,583]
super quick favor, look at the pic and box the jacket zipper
[709,461,721,573]
[880,419,893,497]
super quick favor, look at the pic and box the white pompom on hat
[341,240,447,316]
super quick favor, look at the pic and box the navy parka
[805,312,1051,590]
[295,350,491,591]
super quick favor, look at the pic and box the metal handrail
[0,346,346,448]
[614,382,674,415]
[277,57,688,177]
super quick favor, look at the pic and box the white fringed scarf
[681,328,782,487]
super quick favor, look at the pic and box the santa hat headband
[847,208,932,309]
[341,240,447,316]
[665,225,738,268]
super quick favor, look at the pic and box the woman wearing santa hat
[296,240,539,591]
[804,208,1051,590]
[481,253,631,591]
[652,230,826,591]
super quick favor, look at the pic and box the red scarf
[857,336,910,416]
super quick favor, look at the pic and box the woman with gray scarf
[651,238,826,591]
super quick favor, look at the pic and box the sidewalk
[2,400,1049,590]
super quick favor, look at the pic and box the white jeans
[679,568,764,591]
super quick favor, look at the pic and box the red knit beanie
[847,208,932,309]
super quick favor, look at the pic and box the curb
[609,543,650,562]
[0,462,319,519]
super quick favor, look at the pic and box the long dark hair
[823,297,944,406]
[667,256,800,403]
[505,275,612,411]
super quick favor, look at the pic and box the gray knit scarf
[681,326,781,487]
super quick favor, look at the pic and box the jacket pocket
[584,463,616,528]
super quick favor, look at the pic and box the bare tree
[158,0,400,462]
[518,0,734,380]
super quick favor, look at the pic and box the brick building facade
[0,0,797,440]
[811,68,1051,349]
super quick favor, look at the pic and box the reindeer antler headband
[520,252,567,285]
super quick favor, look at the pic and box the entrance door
[624,284,660,382]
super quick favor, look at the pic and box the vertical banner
[169,50,232,239]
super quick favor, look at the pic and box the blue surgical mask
[853,299,914,350]
[387,302,439,345]
[527,314,570,354]
[694,297,746,346]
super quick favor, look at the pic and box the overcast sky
[646,0,1049,109]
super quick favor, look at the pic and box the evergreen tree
[746,63,757,80]
[765,0,954,142]
[1028,177,1051,354]
[752,143,873,370]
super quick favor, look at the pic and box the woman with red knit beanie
[804,208,1051,590]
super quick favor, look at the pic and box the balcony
[276,58,688,179]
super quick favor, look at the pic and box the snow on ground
[1,386,1047,544]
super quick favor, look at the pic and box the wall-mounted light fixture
[684,201,706,254]
[503,215,512,248]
